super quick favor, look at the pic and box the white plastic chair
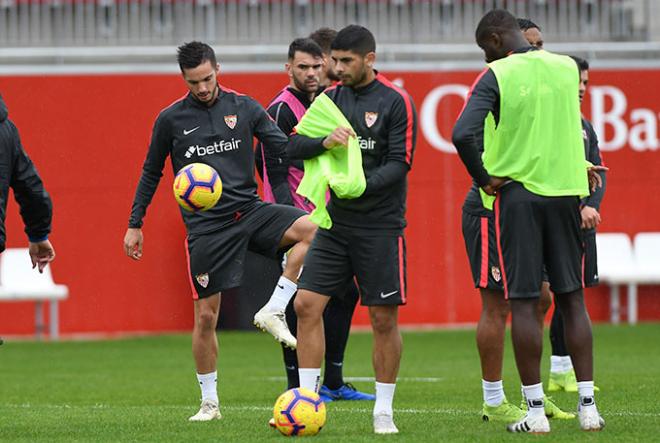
[0,248,68,339]
[630,232,660,324]
[595,233,636,324]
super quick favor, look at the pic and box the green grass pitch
[0,324,659,442]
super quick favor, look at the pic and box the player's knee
[293,292,319,320]
[370,308,397,335]
[196,309,218,332]
[300,217,317,244]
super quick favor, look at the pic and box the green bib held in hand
[294,93,366,228]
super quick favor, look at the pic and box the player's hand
[28,240,55,273]
[587,165,608,191]
[581,205,601,229]
[124,228,144,260]
[482,176,508,196]
[322,126,355,149]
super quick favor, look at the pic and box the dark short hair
[570,55,590,72]
[309,27,337,55]
[288,38,323,60]
[475,9,519,43]
[331,25,376,56]
[517,18,541,31]
[177,41,217,71]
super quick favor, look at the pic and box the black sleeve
[452,68,500,188]
[584,121,606,210]
[288,133,327,160]
[256,102,296,205]
[8,121,52,242]
[251,100,290,193]
[363,93,417,195]
[128,114,171,228]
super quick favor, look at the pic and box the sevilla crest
[224,115,237,129]
[365,112,378,128]
[195,273,210,288]
[491,266,501,283]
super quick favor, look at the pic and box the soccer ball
[172,163,222,212]
[273,388,326,436]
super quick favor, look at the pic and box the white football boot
[253,307,297,349]
[578,397,605,431]
[188,399,221,422]
[506,412,550,433]
[373,412,399,434]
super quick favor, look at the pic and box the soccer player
[458,18,570,425]
[257,37,374,403]
[453,9,605,433]
[123,41,317,421]
[548,56,606,392]
[289,25,417,434]
[517,18,544,49]
[0,95,55,272]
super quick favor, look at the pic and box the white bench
[0,248,69,339]
[596,233,660,325]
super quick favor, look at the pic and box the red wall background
[0,69,658,336]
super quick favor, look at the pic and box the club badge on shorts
[224,115,237,129]
[196,273,209,288]
[491,266,501,282]
[365,112,378,128]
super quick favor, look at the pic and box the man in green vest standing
[453,9,606,433]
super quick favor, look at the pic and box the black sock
[283,295,299,389]
[549,304,569,356]
[322,283,359,390]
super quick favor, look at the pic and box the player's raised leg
[254,214,316,349]
[189,293,222,421]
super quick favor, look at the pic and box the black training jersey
[128,85,289,235]
[581,117,606,210]
[288,73,417,230]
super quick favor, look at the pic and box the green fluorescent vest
[482,50,589,200]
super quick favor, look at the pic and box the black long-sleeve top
[128,86,290,235]
[287,73,417,231]
[0,96,52,252]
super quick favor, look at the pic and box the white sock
[298,368,321,392]
[482,379,505,407]
[197,371,218,403]
[522,383,545,418]
[264,276,297,312]
[550,355,564,373]
[577,381,595,399]
[374,382,396,416]
[563,356,574,371]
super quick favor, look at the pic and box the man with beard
[257,37,374,406]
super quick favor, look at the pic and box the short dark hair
[475,9,519,43]
[177,41,217,71]
[517,18,541,32]
[331,25,376,56]
[309,27,337,55]
[288,38,323,61]
[570,55,590,72]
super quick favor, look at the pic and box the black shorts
[186,202,306,299]
[298,225,407,306]
[461,209,504,291]
[583,228,598,287]
[494,182,584,299]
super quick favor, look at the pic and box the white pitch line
[2,404,659,417]
[261,376,442,383]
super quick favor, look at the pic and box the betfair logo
[185,139,242,158]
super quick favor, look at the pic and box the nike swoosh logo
[380,290,398,299]
[285,365,296,371]
[183,126,200,135]
[277,284,284,290]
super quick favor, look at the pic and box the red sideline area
[1,70,659,335]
